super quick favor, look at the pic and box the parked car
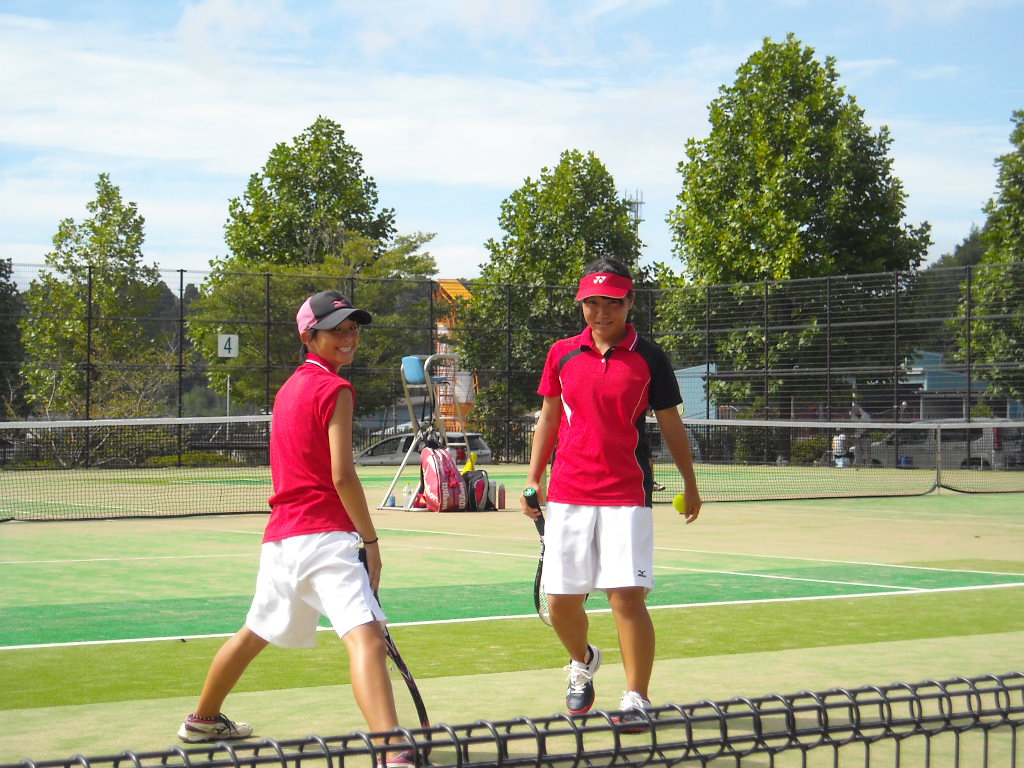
[355,431,493,466]
[864,421,1024,470]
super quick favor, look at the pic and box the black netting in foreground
[4,673,1022,768]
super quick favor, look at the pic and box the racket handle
[524,487,545,536]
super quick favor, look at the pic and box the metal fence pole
[763,279,769,418]
[893,271,900,421]
[85,264,93,423]
[965,264,973,419]
[84,265,94,465]
[505,283,513,459]
[177,269,185,419]
[826,275,832,419]
[264,272,271,413]
[704,284,711,419]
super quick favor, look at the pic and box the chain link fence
[2,262,1022,462]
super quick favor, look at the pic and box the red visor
[575,272,634,300]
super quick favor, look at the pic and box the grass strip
[10,563,1021,646]
[2,587,1021,709]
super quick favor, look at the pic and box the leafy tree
[660,35,932,414]
[188,117,435,415]
[18,174,176,419]
[669,33,930,284]
[188,233,436,417]
[455,149,643,441]
[955,110,1024,401]
[904,226,990,362]
[224,116,396,265]
[0,258,26,418]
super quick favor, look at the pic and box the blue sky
[2,0,1022,280]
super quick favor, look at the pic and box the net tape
[5,672,1022,768]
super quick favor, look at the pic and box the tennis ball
[673,493,686,514]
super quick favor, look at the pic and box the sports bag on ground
[420,446,467,512]
[462,469,491,511]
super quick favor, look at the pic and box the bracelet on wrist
[362,537,379,545]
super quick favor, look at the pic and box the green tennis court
[2,470,1023,763]
[3,508,1023,648]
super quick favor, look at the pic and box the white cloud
[176,0,304,62]
[0,242,51,267]
[2,1,1021,278]
[1,7,718,191]
[908,65,962,80]
[884,118,1007,259]
[335,0,546,55]
[428,242,492,279]
[879,0,1017,24]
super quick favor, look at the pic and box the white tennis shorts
[245,531,386,648]
[541,503,654,594]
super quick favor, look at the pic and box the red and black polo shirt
[538,324,682,507]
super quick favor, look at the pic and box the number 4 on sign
[218,334,239,358]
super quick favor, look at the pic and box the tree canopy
[658,35,932,415]
[18,174,176,419]
[189,117,436,414]
[222,116,396,266]
[455,149,642,443]
[668,33,930,285]
[956,109,1024,401]
[0,258,26,418]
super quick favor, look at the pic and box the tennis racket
[523,488,551,626]
[358,548,431,744]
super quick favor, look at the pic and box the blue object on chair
[402,355,426,385]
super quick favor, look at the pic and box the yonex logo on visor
[575,272,634,300]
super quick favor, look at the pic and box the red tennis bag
[420,446,467,512]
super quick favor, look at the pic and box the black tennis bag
[463,469,492,511]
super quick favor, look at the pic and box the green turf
[6,557,1023,646]
[2,587,1022,709]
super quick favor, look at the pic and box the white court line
[0,527,511,566]
[227,526,496,539]
[393,544,536,559]
[653,563,921,591]
[642,581,1024,612]
[5,582,1022,651]
[0,554,254,565]
[655,546,1024,577]
[722,507,1024,528]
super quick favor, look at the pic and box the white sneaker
[613,690,652,733]
[378,748,416,768]
[564,644,602,714]
[178,713,253,742]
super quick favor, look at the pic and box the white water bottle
[402,483,413,507]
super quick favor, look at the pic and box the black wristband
[363,537,379,545]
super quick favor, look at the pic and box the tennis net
[3,672,1021,768]
[4,416,1023,521]
[0,416,272,522]
[653,418,1024,502]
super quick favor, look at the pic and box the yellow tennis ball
[673,493,686,514]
